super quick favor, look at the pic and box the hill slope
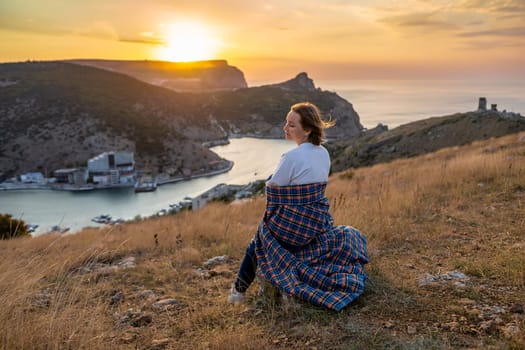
[1,131,524,349]
[67,59,248,92]
[206,72,362,139]
[0,61,227,178]
[0,62,362,178]
[327,110,525,172]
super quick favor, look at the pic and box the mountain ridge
[66,58,248,92]
[0,61,363,179]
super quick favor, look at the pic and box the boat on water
[92,214,112,224]
[134,180,157,193]
[91,214,126,225]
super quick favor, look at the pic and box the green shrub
[0,213,30,239]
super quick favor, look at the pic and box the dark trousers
[234,239,257,293]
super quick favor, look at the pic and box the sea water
[317,79,525,129]
[0,138,294,235]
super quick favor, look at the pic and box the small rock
[417,271,469,286]
[510,303,524,314]
[453,281,466,289]
[150,338,170,349]
[417,273,436,286]
[492,306,505,314]
[407,326,417,334]
[138,290,156,300]
[203,255,230,269]
[447,271,469,280]
[130,313,153,327]
[153,298,178,311]
[117,256,136,269]
[117,309,153,328]
[110,291,124,305]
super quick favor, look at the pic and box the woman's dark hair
[291,102,335,145]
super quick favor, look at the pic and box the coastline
[157,160,234,185]
[0,160,234,192]
[0,138,294,235]
[0,134,278,193]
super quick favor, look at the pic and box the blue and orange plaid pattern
[255,182,369,311]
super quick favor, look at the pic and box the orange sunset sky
[0,0,524,82]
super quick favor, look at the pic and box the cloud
[118,36,164,45]
[0,17,124,43]
[379,11,459,31]
[456,0,525,13]
[458,26,525,38]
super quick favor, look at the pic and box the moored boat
[134,180,157,193]
[92,214,112,224]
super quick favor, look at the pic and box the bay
[317,79,525,129]
[0,138,294,235]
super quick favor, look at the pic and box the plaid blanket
[255,182,369,311]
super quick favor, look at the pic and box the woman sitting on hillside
[228,102,369,311]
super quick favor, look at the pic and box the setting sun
[155,21,219,62]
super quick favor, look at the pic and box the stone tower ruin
[478,97,487,111]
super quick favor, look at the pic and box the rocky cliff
[206,72,363,139]
[0,62,363,179]
[67,59,248,92]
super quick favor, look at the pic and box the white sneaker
[227,286,245,304]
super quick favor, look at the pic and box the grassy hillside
[1,132,524,349]
[328,111,525,172]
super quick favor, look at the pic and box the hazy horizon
[1,1,524,82]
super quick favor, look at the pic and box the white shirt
[267,142,330,186]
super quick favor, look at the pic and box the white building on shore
[20,172,45,184]
[87,151,135,185]
[53,168,88,185]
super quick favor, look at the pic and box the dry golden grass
[1,132,525,349]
